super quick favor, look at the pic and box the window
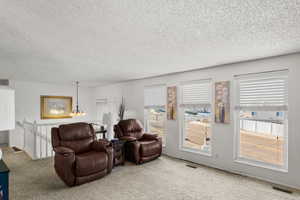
[180,80,212,154]
[144,85,166,146]
[235,70,288,169]
[96,99,108,122]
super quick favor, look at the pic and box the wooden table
[0,160,9,200]
[95,129,107,139]
[111,139,126,167]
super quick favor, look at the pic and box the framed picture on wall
[167,86,177,120]
[40,96,73,119]
[215,81,230,123]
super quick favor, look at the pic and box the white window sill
[180,147,212,157]
[234,157,288,173]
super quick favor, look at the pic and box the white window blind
[181,80,211,107]
[235,71,288,111]
[144,85,166,108]
[0,88,15,131]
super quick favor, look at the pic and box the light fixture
[70,81,86,117]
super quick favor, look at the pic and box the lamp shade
[0,87,15,131]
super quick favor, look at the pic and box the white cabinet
[0,87,15,131]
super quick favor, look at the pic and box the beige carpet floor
[2,147,300,200]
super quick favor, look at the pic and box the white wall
[94,53,300,189]
[9,81,96,149]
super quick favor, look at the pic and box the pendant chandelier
[70,81,86,117]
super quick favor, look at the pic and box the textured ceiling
[0,0,299,86]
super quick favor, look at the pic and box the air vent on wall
[272,186,293,194]
[186,164,198,169]
[0,79,9,86]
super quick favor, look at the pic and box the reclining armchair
[114,119,162,164]
[51,123,113,186]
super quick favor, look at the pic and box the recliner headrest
[59,123,93,141]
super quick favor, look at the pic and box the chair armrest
[126,141,141,164]
[53,147,76,186]
[119,136,137,142]
[53,147,74,156]
[91,139,110,152]
[142,133,159,141]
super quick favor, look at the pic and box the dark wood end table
[111,139,126,167]
[95,129,107,139]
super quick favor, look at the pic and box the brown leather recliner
[51,123,113,187]
[114,119,162,164]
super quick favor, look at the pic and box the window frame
[233,71,289,172]
[179,79,213,156]
[143,84,167,147]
